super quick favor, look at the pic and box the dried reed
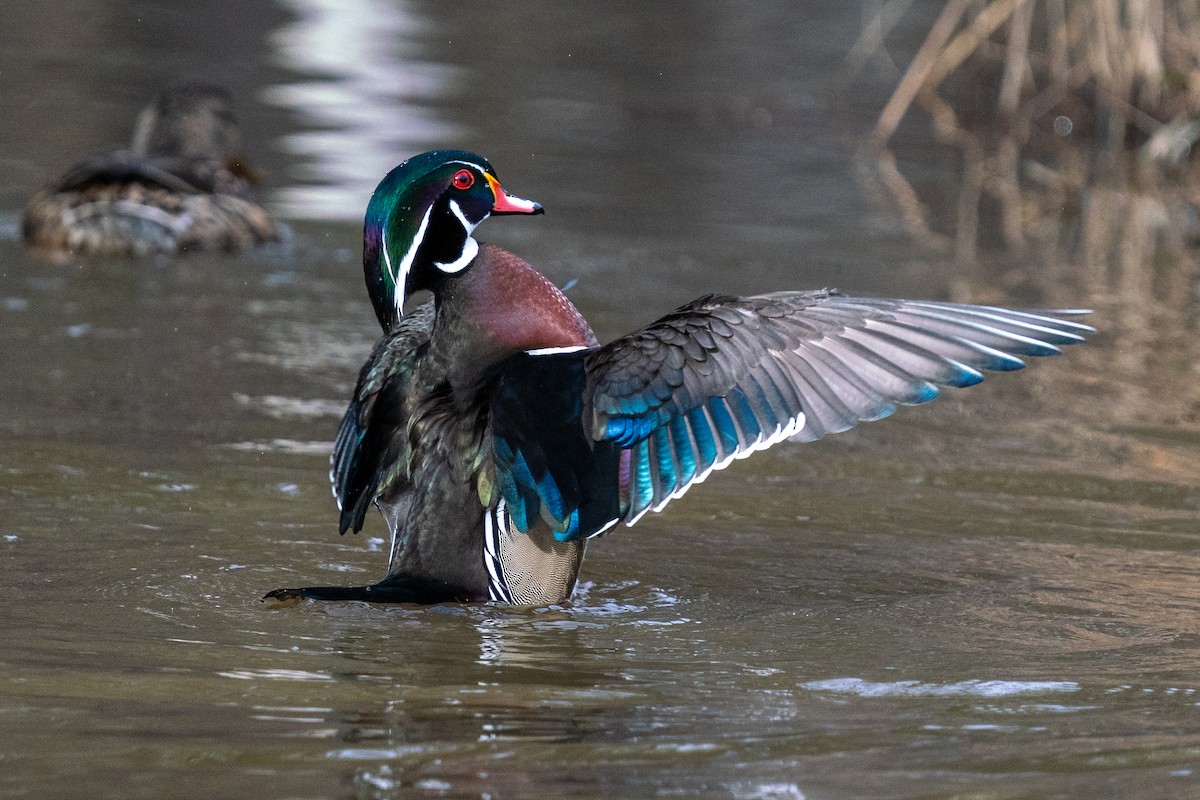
[857,0,1200,425]
[862,0,1200,272]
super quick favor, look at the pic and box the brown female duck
[23,83,279,257]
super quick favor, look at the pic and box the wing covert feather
[583,290,1091,524]
[329,300,435,534]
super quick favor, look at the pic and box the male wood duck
[23,83,279,257]
[264,150,1092,607]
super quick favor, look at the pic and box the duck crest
[363,204,398,329]
[363,166,439,331]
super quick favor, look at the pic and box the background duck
[265,150,1093,608]
[22,83,279,257]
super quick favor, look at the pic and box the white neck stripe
[392,205,432,310]
[435,236,478,274]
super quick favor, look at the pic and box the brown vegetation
[856,0,1200,428]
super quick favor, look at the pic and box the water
[2,2,1200,798]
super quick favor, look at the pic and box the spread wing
[487,289,1092,539]
[330,300,435,533]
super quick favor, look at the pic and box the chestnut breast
[434,243,597,379]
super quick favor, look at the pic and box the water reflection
[474,583,690,667]
[801,677,1081,698]
[853,1,1200,436]
[265,0,464,219]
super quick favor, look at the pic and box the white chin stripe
[448,198,480,236]
[435,236,478,274]
[433,199,481,274]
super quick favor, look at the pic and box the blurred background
[1,2,1199,799]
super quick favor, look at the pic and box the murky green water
[2,2,1200,798]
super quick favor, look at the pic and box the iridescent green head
[363,150,543,330]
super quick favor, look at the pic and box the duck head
[131,83,243,163]
[363,150,543,330]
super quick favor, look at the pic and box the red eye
[452,169,475,190]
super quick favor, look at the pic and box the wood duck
[23,83,279,257]
[264,150,1093,607]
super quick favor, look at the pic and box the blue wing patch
[489,350,620,541]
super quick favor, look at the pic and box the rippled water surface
[2,2,1200,798]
